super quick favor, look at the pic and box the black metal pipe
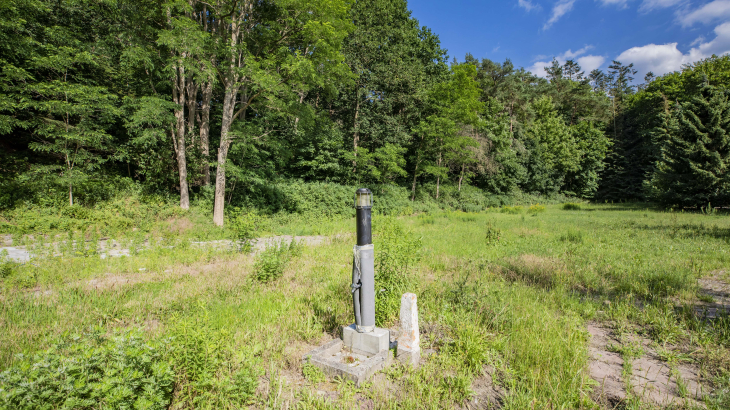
[356,207,372,246]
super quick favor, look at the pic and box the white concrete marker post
[397,293,420,366]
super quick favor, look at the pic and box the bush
[167,306,262,408]
[0,252,16,279]
[501,205,523,214]
[374,218,422,326]
[562,203,582,210]
[254,240,302,283]
[0,330,175,410]
[228,209,264,252]
[485,222,501,245]
[528,204,546,214]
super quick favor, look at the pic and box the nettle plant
[0,330,174,410]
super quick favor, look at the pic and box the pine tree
[651,83,730,207]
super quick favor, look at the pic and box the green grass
[1,204,730,409]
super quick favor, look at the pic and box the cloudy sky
[408,0,730,80]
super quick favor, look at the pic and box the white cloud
[598,0,631,8]
[639,0,684,12]
[518,0,539,12]
[528,46,606,77]
[679,0,730,27]
[561,46,595,59]
[577,55,607,72]
[544,0,577,30]
[616,22,730,76]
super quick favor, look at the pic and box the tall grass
[1,203,730,408]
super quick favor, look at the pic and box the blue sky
[408,0,730,79]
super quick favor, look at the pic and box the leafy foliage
[374,218,422,325]
[254,240,302,283]
[0,330,174,410]
[167,305,263,408]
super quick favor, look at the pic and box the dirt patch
[167,217,194,235]
[85,273,153,290]
[466,368,505,409]
[587,322,705,408]
[696,270,730,319]
[588,324,626,406]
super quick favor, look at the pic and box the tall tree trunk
[213,88,238,226]
[212,7,247,227]
[69,184,73,206]
[458,164,464,191]
[200,78,213,185]
[411,168,418,202]
[411,134,424,201]
[172,60,190,210]
[186,77,197,144]
[352,92,360,172]
[435,149,442,199]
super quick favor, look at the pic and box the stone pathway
[588,323,705,408]
[0,235,329,262]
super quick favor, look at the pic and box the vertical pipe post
[354,189,375,333]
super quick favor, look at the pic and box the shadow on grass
[636,222,730,241]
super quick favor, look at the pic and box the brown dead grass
[513,227,543,238]
[501,254,569,288]
[167,217,194,235]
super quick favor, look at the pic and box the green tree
[333,0,448,179]
[411,63,483,200]
[210,0,353,226]
[651,83,730,207]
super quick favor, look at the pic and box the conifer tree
[651,83,730,207]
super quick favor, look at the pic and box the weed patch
[374,219,422,326]
[501,205,523,214]
[528,204,546,215]
[254,240,302,283]
[0,329,175,410]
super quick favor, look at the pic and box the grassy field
[1,203,729,409]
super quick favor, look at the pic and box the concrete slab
[302,339,392,386]
[342,324,390,355]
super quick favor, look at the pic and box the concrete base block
[396,346,420,367]
[302,339,392,386]
[342,324,389,355]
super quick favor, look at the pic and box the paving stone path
[0,234,329,262]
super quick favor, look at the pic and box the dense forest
[1,0,730,226]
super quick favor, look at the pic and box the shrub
[560,229,584,243]
[0,330,175,410]
[0,252,16,279]
[374,218,422,326]
[501,205,523,214]
[168,306,262,408]
[254,240,302,283]
[528,204,546,214]
[228,209,263,252]
[485,222,501,245]
[562,203,582,210]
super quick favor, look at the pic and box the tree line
[1,0,729,225]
